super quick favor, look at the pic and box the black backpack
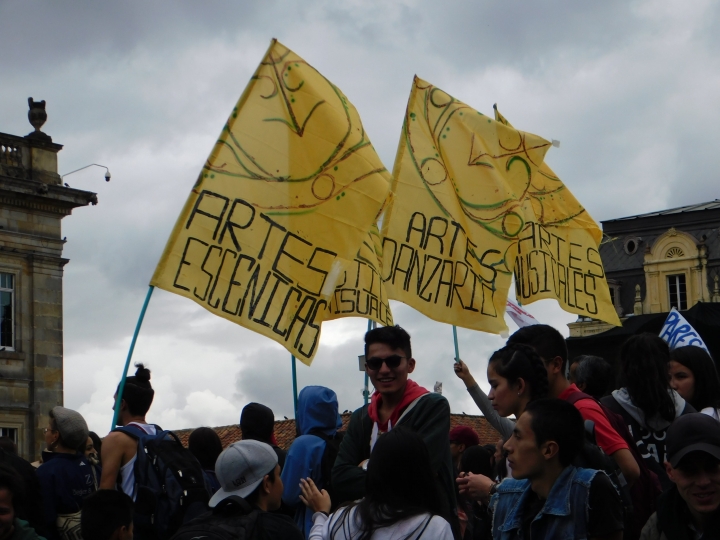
[567,392,662,540]
[114,425,212,540]
[307,429,344,510]
[171,496,262,540]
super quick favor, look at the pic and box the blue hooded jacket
[281,385,342,538]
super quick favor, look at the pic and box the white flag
[506,300,539,328]
[659,308,709,352]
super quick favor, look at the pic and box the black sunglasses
[366,354,406,371]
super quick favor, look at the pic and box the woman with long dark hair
[668,345,720,420]
[453,343,549,440]
[299,426,452,539]
[601,333,695,489]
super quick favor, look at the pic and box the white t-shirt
[309,507,453,540]
[701,407,720,421]
[119,422,157,500]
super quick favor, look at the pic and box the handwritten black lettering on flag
[151,40,391,363]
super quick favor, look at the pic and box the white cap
[208,440,278,507]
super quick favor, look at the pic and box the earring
[517,392,521,396]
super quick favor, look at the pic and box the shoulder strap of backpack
[564,389,595,406]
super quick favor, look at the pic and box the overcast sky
[2,0,719,435]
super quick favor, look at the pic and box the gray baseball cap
[51,406,89,450]
[208,439,278,507]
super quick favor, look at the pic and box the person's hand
[453,360,477,387]
[456,472,495,503]
[299,478,332,514]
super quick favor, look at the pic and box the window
[0,273,13,349]
[0,427,17,444]
[668,274,687,310]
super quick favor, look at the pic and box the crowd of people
[1,324,720,539]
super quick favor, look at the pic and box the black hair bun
[134,363,151,382]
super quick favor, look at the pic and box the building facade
[0,99,95,459]
[569,201,720,338]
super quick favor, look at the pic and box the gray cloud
[2,0,718,433]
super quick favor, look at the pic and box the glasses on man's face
[43,427,56,434]
[365,354,406,371]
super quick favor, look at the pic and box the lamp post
[61,163,111,182]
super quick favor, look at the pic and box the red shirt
[559,383,628,455]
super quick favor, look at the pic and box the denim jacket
[490,466,599,540]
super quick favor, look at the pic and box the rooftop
[603,199,720,224]
[174,412,501,450]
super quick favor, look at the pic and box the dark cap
[667,413,720,468]
[450,426,480,448]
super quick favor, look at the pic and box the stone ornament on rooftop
[26,97,52,142]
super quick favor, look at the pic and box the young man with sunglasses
[331,325,459,538]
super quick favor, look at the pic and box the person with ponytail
[668,345,720,421]
[99,363,156,495]
[601,333,695,490]
[454,343,548,501]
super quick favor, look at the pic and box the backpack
[307,429,345,510]
[114,424,212,540]
[567,392,662,540]
[171,496,262,540]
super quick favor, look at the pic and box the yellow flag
[381,77,619,335]
[326,222,393,326]
[151,40,391,364]
[494,106,620,325]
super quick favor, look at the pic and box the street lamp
[61,163,111,182]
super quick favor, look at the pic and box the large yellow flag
[381,77,619,335]
[494,107,620,325]
[151,40,392,364]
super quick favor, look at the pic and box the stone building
[567,200,720,365]
[568,200,720,339]
[0,100,96,459]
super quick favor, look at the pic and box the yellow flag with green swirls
[381,77,619,334]
[151,39,392,364]
[493,106,619,326]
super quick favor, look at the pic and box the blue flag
[659,308,710,352]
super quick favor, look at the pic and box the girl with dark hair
[668,345,720,420]
[601,333,695,489]
[453,343,549,440]
[188,427,223,494]
[299,426,453,539]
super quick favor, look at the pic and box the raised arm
[454,360,514,439]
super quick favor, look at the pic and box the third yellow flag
[381,77,619,335]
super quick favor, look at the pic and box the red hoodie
[367,379,429,431]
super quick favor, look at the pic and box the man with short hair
[491,399,624,540]
[80,490,133,540]
[332,325,458,537]
[240,402,286,469]
[640,413,720,539]
[508,325,640,486]
[573,355,613,400]
[172,440,303,540]
[449,426,480,471]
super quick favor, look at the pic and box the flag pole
[110,285,155,430]
[364,319,374,406]
[452,325,461,363]
[291,355,298,418]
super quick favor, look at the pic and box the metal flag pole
[452,325,461,363]
[291,355,299,418]
[110,285,155,430]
